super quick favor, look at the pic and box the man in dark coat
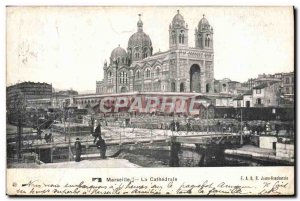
[74,138,82,162]
[186,122,191,133]
[93,123,102,144]
[170,121,175,131]
[96,137,107,159]
[175,121,180,131]
[37,127,42,140]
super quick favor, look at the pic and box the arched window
[107,71,112,83]
[136,70,141,80]
[145,68,151,78]
[206,83,210,93]
[135,47,139,59]
[143,47,148,58]
[178,30,185,44]
[119,72,128,84]
[198,34,202,47]
[156,67,160,77]
[205,35,210,47]
[181,30,185,44]
[180,83,184,92]
[207,36,210,47]
[122,57,125,64]
[117,57,120,64]
[172,31,176,44]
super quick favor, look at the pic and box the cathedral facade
[96,10,214,94]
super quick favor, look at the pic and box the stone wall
[276,143,294,159]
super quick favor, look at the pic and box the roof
[233,94,243,100]
[198,15,211,30]
[128,31,152,47]
[243,90,252,95]
[253,81,279,89]
[110,45,127,60]
[172,10,185,27]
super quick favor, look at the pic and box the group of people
[74,122,107,162]
[170,121,180,132]
[36,128,52,143]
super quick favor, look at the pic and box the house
[252,81,281,107]
[233,94,243,107]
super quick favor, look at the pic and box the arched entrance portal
[120,86,128,93]
[206,83,210,93]
[190,64,201,92]
[180,83,185,92]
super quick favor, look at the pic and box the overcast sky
[6,6,294,92]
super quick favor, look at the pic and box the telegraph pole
[68,110,72,161]
[240,108,243,145]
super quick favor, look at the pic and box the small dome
[172,10,185,27]
[110,45,127,60]
[198,14,210,30]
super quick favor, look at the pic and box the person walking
[74,138,82,162]
[93,122,102,144]
[96,137,107,159]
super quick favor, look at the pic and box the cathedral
[96,10,214,94]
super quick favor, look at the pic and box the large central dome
[128,32,152,47]
[127,14,153,64]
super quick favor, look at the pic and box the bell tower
[195,14,213,50]
[169,10,189,49]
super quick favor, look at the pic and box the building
[53,89,78,97]
[73,91,212,116]
[7,82,52,100]
[51,89,79,108]
[96,11,214,94]
[232,90,253,108]
[96,81,105,94]
[252,81,281,107]
[6,82,52,110]
[214,78,248,95]
[246,72,294,94]
[281,72,294,96]
[233,81,281,108]
[242,90,253,108]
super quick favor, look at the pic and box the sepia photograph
[5,6,295,196]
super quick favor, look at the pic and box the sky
[6,6,294,93]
